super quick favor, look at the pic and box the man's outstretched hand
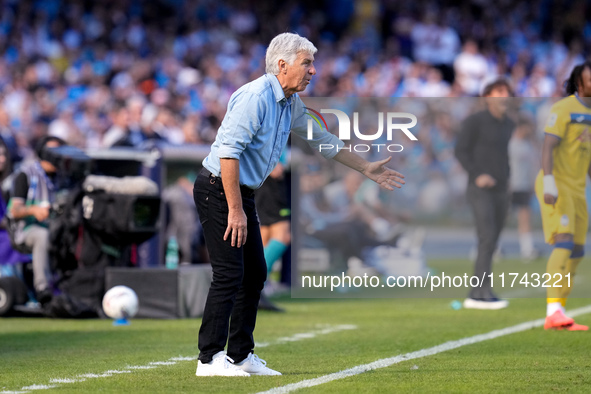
[363,156,405,191]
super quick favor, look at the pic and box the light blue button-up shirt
[202,73,344,190]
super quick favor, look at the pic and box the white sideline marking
[170,356,198,361]
[104,370,133,374]
[126,365,157,370]
[48,378,78,384]
[256,324,357,348]
[3,324,355,393]
[257,305,591,394]
[79,373,114,378]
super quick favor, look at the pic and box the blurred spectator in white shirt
[102,102,129,148]
[524,64,556,97]
[454,40,489,96]
[420,67,451,97]
[435,23,460,67]
[411,13,440,64]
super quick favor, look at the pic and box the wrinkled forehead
[297,51,315,62]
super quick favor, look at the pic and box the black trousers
[193,171,267,363]
[466,184,509,299]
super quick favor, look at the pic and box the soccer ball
[102,286,139,319]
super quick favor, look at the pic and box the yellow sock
[561,256,583,301]
[547,298,564,304]
[546,247,571,300]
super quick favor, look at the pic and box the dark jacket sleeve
[11,172,29,200]
[454,114,480,180]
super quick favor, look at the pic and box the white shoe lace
[222,355,237,369]
[249,354,267,367]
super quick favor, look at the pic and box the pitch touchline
[256,305,591,394]
[256,324,357,347]
[0,324,357,394]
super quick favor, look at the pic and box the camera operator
[7,136,65,305]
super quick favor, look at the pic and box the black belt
[200,168,255,198]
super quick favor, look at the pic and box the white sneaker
[235,353,282,376]
[463,297,509,310]
[196,351,251,377]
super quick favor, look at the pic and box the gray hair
[265,33,317,75]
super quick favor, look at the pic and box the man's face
[282,52,316,94]
[485,85,510,114]
[579,67,591,97]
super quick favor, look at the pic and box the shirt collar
[575,92,591,109]
[266,73,290,104]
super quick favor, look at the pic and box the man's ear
[278,59,287,74]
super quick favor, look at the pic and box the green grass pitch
[2,258,591,393]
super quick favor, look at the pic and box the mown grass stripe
[2,324,355,393]
[257,305,591,394]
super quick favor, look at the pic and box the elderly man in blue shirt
[194,32,405,377]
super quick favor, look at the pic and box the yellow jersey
[544,95,591,195]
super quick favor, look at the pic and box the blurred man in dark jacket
[455,79,515,310]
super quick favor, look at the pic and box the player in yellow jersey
[535,61,591,331]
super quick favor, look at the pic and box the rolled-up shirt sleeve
[216,91,265,159]
[291,96,344,159]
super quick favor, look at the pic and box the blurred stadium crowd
[0,0,588,156]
